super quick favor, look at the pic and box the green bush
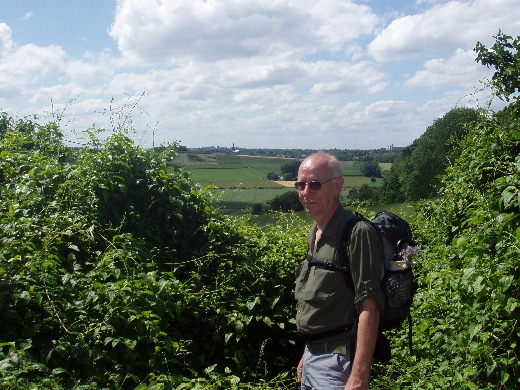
[268,191,303,213]
[0,115,307,388]
[371,99,519,390]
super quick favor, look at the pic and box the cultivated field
[178,153,383,213]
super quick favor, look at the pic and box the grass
[189,170,273,185]
[366,203,417,219]
[210,187,295,209]
[341,160,363,175]
[186,155,299,187]
[177,153,389,214]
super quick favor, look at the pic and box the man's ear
[334,177,344,193]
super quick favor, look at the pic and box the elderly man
[294,152,384,390]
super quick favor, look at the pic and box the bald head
[299,152,343,179]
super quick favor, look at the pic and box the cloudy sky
[1,0,519,149]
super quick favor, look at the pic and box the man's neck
[314,201,340,232]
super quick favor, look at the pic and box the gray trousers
[300,346,352,390]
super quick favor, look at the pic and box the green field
[186,154,300,187]
[209,187,296,213]
[177,153,385,213]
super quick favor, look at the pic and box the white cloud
[306,60,387,95]
[233,85,293,104]
[0,23,13,59]
[404,48,487,90]
[109,0,379,65]
[365,100,413,118]
[0,43,68,99]
[1,1,515,149]
[22,11,34,21]
[65,49,119,81]
[0,33,119,107]
[369,0,520,62]
[2,43,66,78]
[28,82,87,105]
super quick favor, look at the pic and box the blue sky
[1,0,519,149]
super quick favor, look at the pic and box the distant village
[184,143,405,161]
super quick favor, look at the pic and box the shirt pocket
[301,267,344,302]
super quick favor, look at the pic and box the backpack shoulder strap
[334,212,364,290]
[304,212,364,288]
[335,212,364,269]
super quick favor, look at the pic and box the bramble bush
[0,113,306,389]
[370,102,519,390]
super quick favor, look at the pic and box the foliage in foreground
[0,114,307,389]
[371,31,520,389]
[2,98,518,390]
[371,102,519,390]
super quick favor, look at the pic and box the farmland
[176,153,384,213]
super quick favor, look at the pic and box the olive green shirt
[295,206,384,345]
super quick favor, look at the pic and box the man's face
[296,157,342,220]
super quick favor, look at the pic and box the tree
[373,32,520,389]
[475,31,520,101]
[349,183,378,204]
[360,160,382,178]
[381,107,480,202]
[251,202,264,215]
[269,190,303,212]
[280,160,301,179]
[266,172,278,180]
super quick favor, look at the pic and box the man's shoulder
[332,206,355,224]
[349,218,382,250]
[352,218,374,232]
[336,209,371,234]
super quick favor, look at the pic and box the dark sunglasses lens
[295,181,322,190]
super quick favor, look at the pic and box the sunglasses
[294,177,338,191]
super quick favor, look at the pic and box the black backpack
[340,210,418,361]
[305,210,418,362]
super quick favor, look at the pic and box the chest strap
[306,254,354,290]
[306,254,343,271]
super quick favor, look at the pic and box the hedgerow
[0,114,306,389]
[370,102,519,390]
[370,32,520,389]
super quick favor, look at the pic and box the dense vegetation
[372,102,519,389]
[0,31,518,389]
[0,117,307,388]
[370,31,519,389]
[381,107,482,203]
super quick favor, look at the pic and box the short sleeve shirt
[295,206,384,344]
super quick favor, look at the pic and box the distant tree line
[379,107,481,203]
[192,145,403,162]
[262,106,483,211]
[348,107,482,204]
